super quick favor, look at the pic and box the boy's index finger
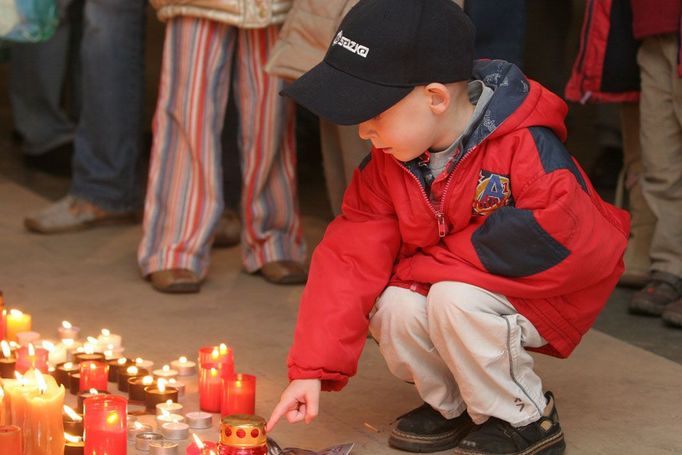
[267,398,294,432]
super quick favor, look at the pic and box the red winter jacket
[288,60,630,392]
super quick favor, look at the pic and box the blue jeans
[70,0,146,212]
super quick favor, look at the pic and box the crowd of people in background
[4,0,681,328]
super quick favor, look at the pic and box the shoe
[662,299,682,328]
[24,195,137,234]
[454,392,565,455]
[389,403,475,453]
[628,271,682,316]
[22,142,73,177]
[212,208,241,248]
[149,269,201,293]
[258,261,307,285]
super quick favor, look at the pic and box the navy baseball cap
[281,0,475,125]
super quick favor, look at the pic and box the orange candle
[0,425,22,454]
[5,310,31,342]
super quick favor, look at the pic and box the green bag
[0,0,59,43]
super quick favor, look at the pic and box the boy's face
[358,87,440,162]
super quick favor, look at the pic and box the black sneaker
[453,392,565,455]
[389,403,475,453]
[629,271,682,316]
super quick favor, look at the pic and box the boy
[267,1,630,454]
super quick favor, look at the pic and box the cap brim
[281,61,413,125]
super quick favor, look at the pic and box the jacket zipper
[397,146,477,238]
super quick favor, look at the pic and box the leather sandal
[258,261,308,285]
[149,269,201,294]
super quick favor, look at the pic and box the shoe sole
[389,424,474,453]
[24,214,137,234]
[453,431,565,455]
[662,312,682,328]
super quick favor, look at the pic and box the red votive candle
[79,361,109,392]
[221,374,256,416]
[199,364,223,413]
[198,344,234,376]
[83,395,127,455]
[186,433,218,454]
[14,344,49,373]
[0,425,22,455]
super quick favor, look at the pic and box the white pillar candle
[97,329,122,348]
[57,321,80,340]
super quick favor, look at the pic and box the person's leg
[369,286,474,452]
[234,26,307,280]
[70,0,146,212]
[138,17,235,288]
[629,35,682,317]
[425,282,565,455]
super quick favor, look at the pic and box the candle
[63,404,84,436]
[157,399,183,415]
[0,340,16,378]
[128,421,153,441]
[83,394,127,455]
[54,361,79,386]
[0,425,22,455]
[135,357,155,371]
[107,357,130,382]
[219,415,267,455]
[79,361,108,391]
[97,329,122,349]
[170,356,196,376]
[42,340,68,365]
[136,431,163,451]
[77,388,110,413]
[58,321,81,340]
[145,379,179,412]
[157,410,185,425]
[4,369,66,454]
[153,364,179,381]
[185,411,213,429]
[62,338,80,361]
[168,378,186,397]
[5,309,31,342]
[64,433,85,455]
[198,344,234,377]
[199,365,222,413]
[118,365,148,392]
[161,421,190,440]
[15,343,49,373]
[69,372,81,395]
[186,433,219,455]
[73,352,106,364]
[128,375,156,401]
[150,440,180,454]
[102,345,125,360]
[15,330,41,346]
[221,374,256,416]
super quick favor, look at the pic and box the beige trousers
[369,282,547,426]
[637,34,682,278]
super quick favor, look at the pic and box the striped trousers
[138,17,306,278]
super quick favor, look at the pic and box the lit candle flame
[35,370,47,394]
[161,408,170,417]
[42,340,55,351]
[90,363,97,370]
[15,371,25,385]
[0,388,4,400]
[133,421,145,429]
[89,388,98,394]
[104,350,113,357]
[126,366,139,375]
[106,412,119,426]
[210,367,218,377]
[9,341,19,350]
[142,375,154,386]
[158,378,167,393]
[1,340,11,358]
[165,399,173,405]
[101,329,111,337]
[179,356,187,363]
[62,339,74,347]
[87,337,98,345]
[106,344,114,350]
[84,344,95,355]
[162,365,170,372]
[64,433,83,444]
[169,378,177,385]
[192,433,205,449]
[28,343,35,356]
[63,405,83,422]
[209,450,217,455]
[9,309,23,317]
[135,357,144,364]
[211,348,219,359]
[219,343,228,355]
[63,362,73,369]
[117,358,127,365]
[62,321,72,329]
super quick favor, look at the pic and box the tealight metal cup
[135,432,163,451]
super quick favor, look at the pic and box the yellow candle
[6,310,32,342]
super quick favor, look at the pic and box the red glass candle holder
[199,363,223,413]
[221,374,256,417]
[14,345,49,373]
[198,344,234,376]
[83,395,127,455]
[0,425,22,455]
[79,361,109,392]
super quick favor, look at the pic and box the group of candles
[0,296,263,454]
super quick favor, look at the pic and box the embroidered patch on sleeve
[472,170,514,216]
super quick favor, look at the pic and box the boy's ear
[425,83,451,115]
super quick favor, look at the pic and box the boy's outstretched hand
[267,379,322,432]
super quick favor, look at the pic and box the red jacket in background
[288,60,630,392]
[630,0,681,39]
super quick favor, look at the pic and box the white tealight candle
[185,411,213,429]
[160,422,190,440]
[16,331,41,346]
[134,357,155,370]
[57,321,80,340]
[169,356,196,376]
[128,421,153,441]
[156,400,183,416]
[136,432,163,451]
[98,328,122,348]
[167,378,185,397]
[152,364,179,381]
[149,440,179,455]
[156,413,185,426]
